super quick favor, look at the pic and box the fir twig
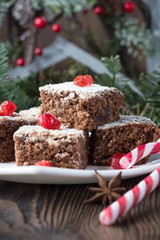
[96,55,160,127]
[0,43,9,81]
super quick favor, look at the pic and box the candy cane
[99,166,160,226]
[120,139,160,169]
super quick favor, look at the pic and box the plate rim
[0,159,160,184]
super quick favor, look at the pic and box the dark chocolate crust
[14,130,88,169]
[39,87,124,131]
[0,117,37,163]
[91,118,160,166]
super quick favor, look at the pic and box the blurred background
[0,0,160,126]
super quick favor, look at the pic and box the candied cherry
[0,100,17,116]
[38,113,61,130]
[74,75,93,87]
[110,153,125,169]
[35,160,52,167]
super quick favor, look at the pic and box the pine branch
[96,55,160,127]
[0,43,9,81]
[95,55,145,105]
[101,55,121,83]
[0,0,16,27]
[120,105,135,115]
[114,16,155,58]
[30,0,96,17]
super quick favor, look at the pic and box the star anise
[84,171,126,205]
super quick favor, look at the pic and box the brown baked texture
[91,115,160,166]
[39,82,124,131]
[0,114,37,163]
[14,126,88,169]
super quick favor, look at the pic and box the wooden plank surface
[0,177,160,240]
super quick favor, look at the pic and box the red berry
[123,1,135,13]
[38,113,61,130]
[0,100,17,116]
[52,24,61,33]
[34,47,43,56]
[35,160,52,167]
[74,75,93,87]
[16,58,25,67]
[82,8,88,14]
[34,17,46,29]
[94,6,103,15]
[110,153,126,169]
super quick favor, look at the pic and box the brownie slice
[39,82,124,131]
[91,115,160,166]
[13,125,88,169]
[0,113,37,163]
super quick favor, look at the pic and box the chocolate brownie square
[39,82,124,131]
[0,113,37,162]
[14,125,88,169]
[91,115,160,166]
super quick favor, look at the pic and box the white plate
[0,154,160,184]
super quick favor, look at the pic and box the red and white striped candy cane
[99,167,160,226]
[120,139,160,169]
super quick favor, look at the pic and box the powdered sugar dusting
[0,113,21,121]
[0,111,38,123]
[19,107,40,119]
[98,115,156,130]
[39,82,114,99]
[14,125,85,141]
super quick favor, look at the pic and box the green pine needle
[96,55,160,127]
[0,43,9,81]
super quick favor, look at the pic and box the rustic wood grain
[0,177,160,240]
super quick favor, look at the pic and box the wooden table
[0,176,160,240]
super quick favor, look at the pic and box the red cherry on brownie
[74,75,93,87]
[110,153,125,169]
[38,113,61,130]
[35,160,52,167]
[0,100,17,116]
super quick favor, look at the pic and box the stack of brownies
[13,80,160,169]
[1,79,160,168]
